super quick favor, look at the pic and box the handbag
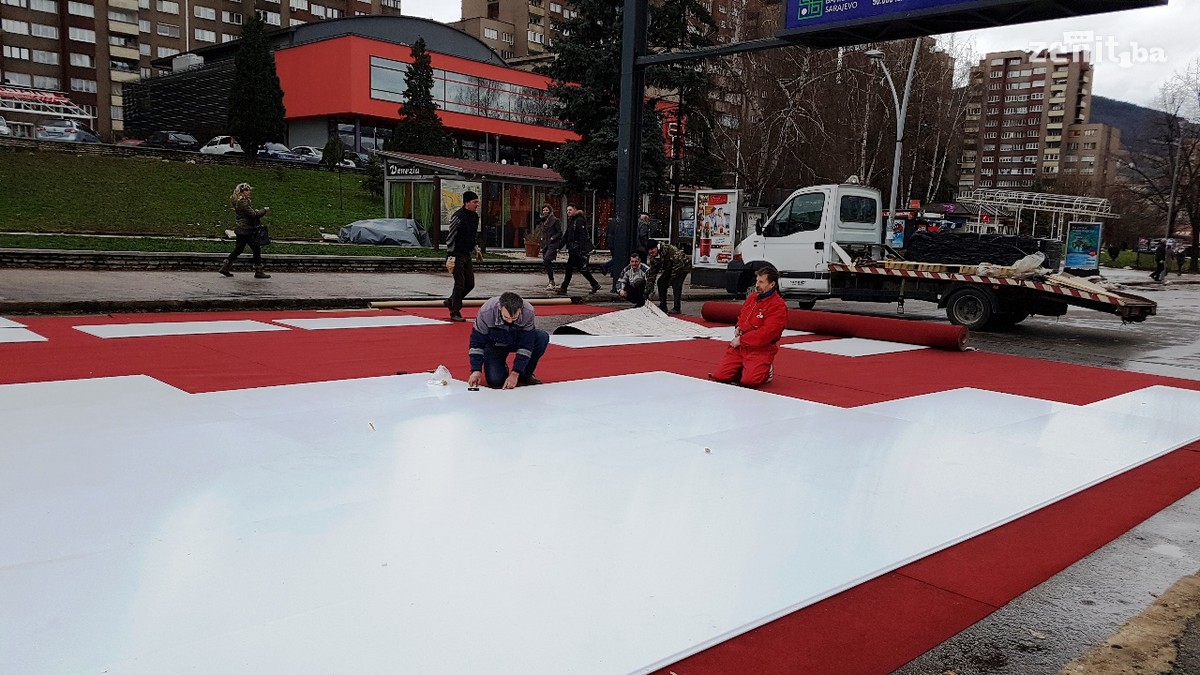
[252,224,271,247]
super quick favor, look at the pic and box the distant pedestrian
[466,292,549,389]
[445,190,481,322]
[1152,239,1167,282]
[1177,247,1187,276]
[558,204,601,296]
[637,212,651,253]
[646,239,692,314]
[539,204,563,290]
[616,251,651,307]
[220,182,272,279]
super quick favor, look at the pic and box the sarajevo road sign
[780,0,1168,45]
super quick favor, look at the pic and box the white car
[199,135,243,155]
[290,145,323,163]
[0,116,11,136]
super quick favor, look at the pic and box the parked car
[290,145,324,163]
[199,135,243,155]
[0,116,11,136]
[258,142,305,162]
[143,131,200,151]
[35,119,100,143]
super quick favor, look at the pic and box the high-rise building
[960,49,1122,197]
[0,0,405,141]
[451,0,573,69]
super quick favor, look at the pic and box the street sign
[779,0,1167,46]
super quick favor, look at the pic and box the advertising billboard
[1064,221,1103,274]
[693,190,740,269]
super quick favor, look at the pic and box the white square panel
[782,337,929,357]
[705,326,811,340]
[74,320,289,338]
[550,334,693,348]
[0,327,46,343]
[273,315,448,330]
[857,388,1075,434]
[2,374,1195,675]
[1082,385,1200,423]
[0,317,28,328]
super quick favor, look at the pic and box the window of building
[502,32,513,43]
[31,49,58,64]
[194,5,215,19]
[156,46,178,57]
[67,1,94,17]
[311,3,326,17]
[157,23,180,37]
[140,66,151,77]
[111,105,124,121]
[2,19,30,35]
[381,0,399,7]
[484,27,498,40]
[33,75,59,89]
[6,72,32,86]
[289,0,307,9]
[70,52,94,66]
[256,9,280,24]
[223,11,242,23]
[2,0,28,7]
[549,1,561,11]
[70,78,97,93]
[527,30,544,44]
[3,45,30,59]
[222,33,237,41]
[139,43,151,55]
[109,8,136,22]
[326,7,339,17]
[288,18,304,25]
[1084,129,1097,136]
[30,0,56,9]
[528,14,542,26]
[31,22,58,38]
[156,0,178,13]
[195,28,215,41]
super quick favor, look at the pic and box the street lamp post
[867,41,921,242]
[1164,135,1183,245]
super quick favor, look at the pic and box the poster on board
[440,180,482,232]
[1064,221,1103,274]
[693,190,739,268]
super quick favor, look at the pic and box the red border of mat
[2,308,1198,674]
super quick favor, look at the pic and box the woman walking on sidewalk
[219,182,271,279]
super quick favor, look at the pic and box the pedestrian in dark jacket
[445,190,481,321]
[1152,239,1167,282]
[558,204,601,295]
[467,292,549,389]
[219,182,271,279]
[539,204,563,290]
[646,239,692,314]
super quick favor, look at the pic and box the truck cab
[727,183,882,297]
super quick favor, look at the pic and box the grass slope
[0,151,382,239]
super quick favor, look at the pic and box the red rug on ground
[1,307,1197,674]
[701,301,969,350]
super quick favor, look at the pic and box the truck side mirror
[755,222,764,235]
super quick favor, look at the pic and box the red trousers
[712,344,777,388]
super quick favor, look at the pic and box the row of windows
[369,55,569,130]
[1,0,57,10]
[0,71,58,89]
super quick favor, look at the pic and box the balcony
[109,19,139,36]
[109,0,138,9]
[110,68,140,82]
[110,45,140,61]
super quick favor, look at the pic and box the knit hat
[463,190,479,203]
[645,239,658,251]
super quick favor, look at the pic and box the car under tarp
[338,219,432,247]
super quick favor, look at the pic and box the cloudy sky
[402,1,1195,108]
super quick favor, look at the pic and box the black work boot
[218,260,233,277]
[254,266,271,279]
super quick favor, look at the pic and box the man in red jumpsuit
[710,265,788,388]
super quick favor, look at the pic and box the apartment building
[451,0,574,67]
[0,0,404,141]
[960,49,1121,197]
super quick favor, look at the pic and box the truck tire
[796,299,817,310]
[945,287,993,330]
[991,310,1030,330]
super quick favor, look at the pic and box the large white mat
[74,320,289,338]
[0,317,28,328]
[783,337,929,357]
[4,373,1200,674]
[0,327,47,343]
[273,316,447,330]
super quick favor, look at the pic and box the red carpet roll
[701,302,969,351]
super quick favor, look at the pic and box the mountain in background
[1090,95,1169,155]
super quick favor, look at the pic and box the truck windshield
[766,193,824,237]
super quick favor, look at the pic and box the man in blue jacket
[466,292,550,389]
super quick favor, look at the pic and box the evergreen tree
[385,37,456,157]
[539,0,668,196]
[227,15,286,164]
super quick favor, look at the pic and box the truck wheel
[945,287,993,330]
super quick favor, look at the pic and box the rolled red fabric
[701,301,968,351]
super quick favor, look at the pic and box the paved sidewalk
[0,263,1187,314]
[0,268,730,313]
